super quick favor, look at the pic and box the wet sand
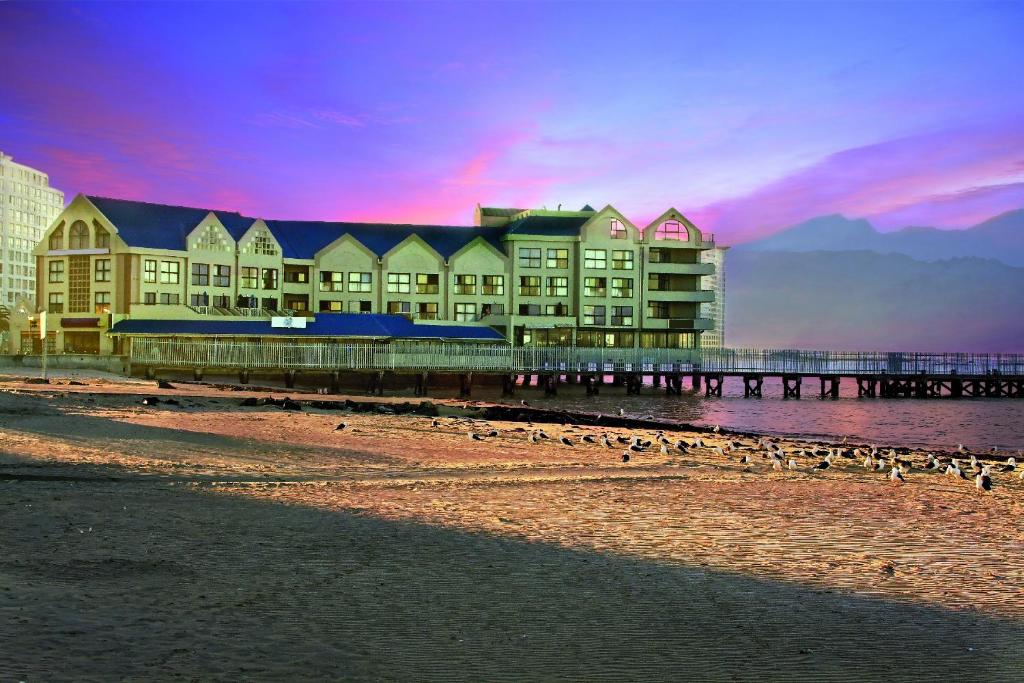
[1,372,1023,680]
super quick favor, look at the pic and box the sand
[1,371,1023,681]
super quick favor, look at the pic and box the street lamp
[16,301,47,383]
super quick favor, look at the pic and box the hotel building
[699,246,728,349]
[23,195,718,355]
[1,151,65,306]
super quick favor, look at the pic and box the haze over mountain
[736,210,1024,267]
[725,208,1024,352]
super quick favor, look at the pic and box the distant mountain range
[724,209,1024,352]
[735,210,1024,267]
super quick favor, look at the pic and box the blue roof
[504,214,590,236]
[87,196,507,260]
[108,314,506,341]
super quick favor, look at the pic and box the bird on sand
[559,436,574,447]
[600,435,612,448]
[976,466,993,493]
[334,422,347,431]
[580,435,596,444]
[468,432,484,441]
[787,458,799,470]
[890,466,906,484]
[814,460,831,471]
[621,451,630,463]
[660,444,670,457]
[1000,457,1016,473]
[528,432,538,444]
[771,456,783,471]
[739,454,752,464]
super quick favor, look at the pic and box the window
[387,272,411,293]
[245,230,277,256]
[454,274,476,295]
[237,294,258,308]
[94,259,111,282]
[612,306,633,326]
[454,302,477,321]
[584,277,606,297]
[546,248,568,269]
[94,292,111,314]
[189,293,209,307]
[352,300,372,313]
[416,302,438,319]
[610,219,626,239]
[262,297,278,310]
[160,261,180,284]
[191,263,210,286]
[655,220,687,240]
[261,268,278,289]
[612,277,633,298]
[213,295,231,308]
[416,273,439,294]
[48,226,63,250]
[583,305,606,326]
[584,249,607,269]
[518,247,541,268]
[214,265,230,287]
[545,303,568,316]
[320,271,344,292]
[518,303,541,316]
[518,275,540,296]
[284,267,309,284]
[143,292,156,305]
[144,259,157,283]
[480,303,504,317]
[192,224,229,252]
[387,301,411,315]
[611,250,634,270]
[68,256,89,313]
[320,300,343,312]
[241,266,259,289]
[648,301,669,319]
[48,260,64,283]
[482,275,504,295]
[546,276,568,297]
[159,293,181,305]
[348,271,372,292]
[95,227,110,249]
[48,293,63,314]
[69,220,89,249]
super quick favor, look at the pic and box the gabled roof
[85,196,506,260]
[109,314,505,341]
[503,214,591,237]
[580,204,596,212]
[87,196,254,250]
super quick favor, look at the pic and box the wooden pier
[128,338,1024,399]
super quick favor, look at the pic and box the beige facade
[20,195,720,355]
[0,151,64,307]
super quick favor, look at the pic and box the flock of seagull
[399,416,1022,495]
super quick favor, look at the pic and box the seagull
[675,440,689,453]
[787,458,799,470]
[926,454,941,470]
[334,422,347,431]
[621,451,630,463]
[431,419,440,428]
[771,456,783,471]
[874,458,887,472]
[468,432,484,441]
[739,454,752,464]
[712,425,721,433]
[618,408,626,417]
[814,460,831,470]
[1001,457,1017,473]
[520,399,529,406]
[629,443,645,452]
[976,466,993,493]
[660,444,669,457]
[528,432,538,444]
[713,446,726,458]
[580,435,596,444]
[600,435,612,448]
[890,466,906,484]
[559,436,574,447]
[537,430,550,439]
[957,443,967,454]
[487,430,499,437]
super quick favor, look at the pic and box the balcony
[642,317,715,331]
[646,261,714,275]
[645,289,715,303]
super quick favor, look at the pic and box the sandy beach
[1,371,1023,681]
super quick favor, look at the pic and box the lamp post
[17,302,47,383]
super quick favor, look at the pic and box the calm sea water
[474,376,1024,451]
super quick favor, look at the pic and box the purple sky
[2,1,1022,243]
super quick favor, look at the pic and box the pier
[127,339,1024,399]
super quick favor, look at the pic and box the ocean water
[476,376,1024,452]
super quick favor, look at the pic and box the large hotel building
[20,194,723,355]
[1,151,65,306]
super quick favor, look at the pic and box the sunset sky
[2,1,1022,243]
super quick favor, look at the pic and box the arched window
[654,220,688,241]
[49,223,65,250]
[69,220,90,249]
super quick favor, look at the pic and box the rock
[157,380,175,389]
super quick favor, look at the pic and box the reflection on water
[475,376,1024,451]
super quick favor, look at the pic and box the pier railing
[127,338,1024,377]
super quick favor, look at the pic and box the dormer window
[193,224,229,252]
[243,229,278,256]
[69,220,89,249]
[95,226,110,249]
[610,219,626,239]
[655,220,687,241]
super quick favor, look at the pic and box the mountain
[736,210,1024,266]
[725,250,1024,352]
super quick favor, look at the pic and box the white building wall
[0,151,65,307]
[700,246,728,348]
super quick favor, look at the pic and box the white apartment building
[700,246,728,348]
[0,151,65,306]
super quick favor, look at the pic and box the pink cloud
[692,119,1024,242]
